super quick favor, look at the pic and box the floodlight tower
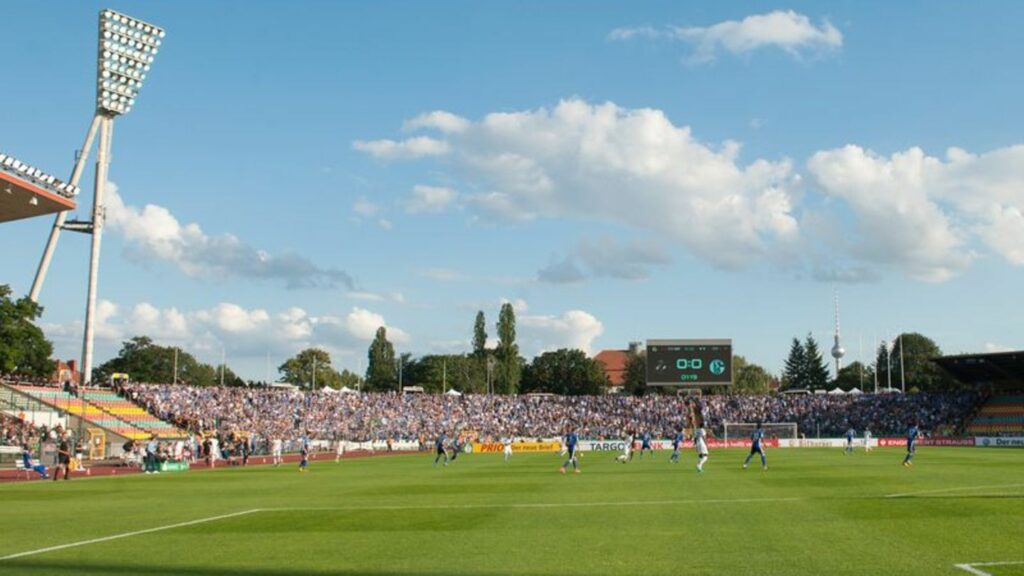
[830,291,845,379]
[30,9,165,385]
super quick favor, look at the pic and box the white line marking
[0,509,261,561]
[886,483,1024,498]
[954,561,1024,575]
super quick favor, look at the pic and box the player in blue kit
[845,428,856,455]
[639,430,654,459]
[21,445,48,479]
[669,428,684,464]
[902,424,920,467]
[298,433,310,472]
[559,429,580,474]
[742,424,768,470]
[433,432,449,467]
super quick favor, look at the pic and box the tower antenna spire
[831,289,846,380]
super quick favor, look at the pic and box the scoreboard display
[646,339,733,386]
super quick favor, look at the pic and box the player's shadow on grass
[1,560,533,576]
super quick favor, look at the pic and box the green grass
[2,447,1023,575]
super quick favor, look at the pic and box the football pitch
[1,447,1022,576]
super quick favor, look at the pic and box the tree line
[0,283,969,394]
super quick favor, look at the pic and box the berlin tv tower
[831,291,846,378]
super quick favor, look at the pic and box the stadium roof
[0,164,77,224]
[933,350,1024,387]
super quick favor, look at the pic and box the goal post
[722,422,798,442]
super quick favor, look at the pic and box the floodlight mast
[29,9,165,386]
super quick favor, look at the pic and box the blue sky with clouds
[2,1,1023,381]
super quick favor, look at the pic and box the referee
[54,432,71,481]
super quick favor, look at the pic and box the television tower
[830,291,845,378]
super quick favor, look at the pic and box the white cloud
[44,300,410,366]
[377,218,394,231]
[352,136,450,160]
[537,256,587,284]
[984,343,1015,353]
[520,309,604,355]
[404,185,459,214]
[105,184,352,289]
[403,111,470,134]
[357,98,799,270]
[610,10,842,64]
[352,197,380,217]
[805,145,1024,281]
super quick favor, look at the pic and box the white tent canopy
[827,387,846,395]
[445,389,462,396]
[338,386,358,394]
[848,387,864,395]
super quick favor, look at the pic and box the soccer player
[639,430,654,459]
[502,435,513,463]
[669,427,684,464]
[433,432,449,467]
[559,428,580,474]
[863,429,873,453]
[845,428,856,455]
[616,431,634,463]
[902,423,920,467]
[299,434,310,472]
[271,437,283,466]
[21,445,48,479]
[694,427,709,472]
[450,434,463,463]
[742,423,768,470]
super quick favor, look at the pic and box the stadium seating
[9,385,184,440]
[967,394,1024,435]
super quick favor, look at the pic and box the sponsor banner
[877,436,975,447]
[777,438,852,448]
[578,439,780,451]
[707,438,779,449]
[475,441,561,453]
[975,437,1024,448]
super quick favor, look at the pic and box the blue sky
[2,1,1023,382]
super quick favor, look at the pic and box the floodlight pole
[29,115,103,303]
[81,115,114,386]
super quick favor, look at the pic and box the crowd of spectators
[122,383,981,443]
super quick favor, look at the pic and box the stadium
[2,4,1024,576]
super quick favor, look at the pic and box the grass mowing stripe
[886,483,1024,498]
[259,496,806,513]
[0,509,262,561]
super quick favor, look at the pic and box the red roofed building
[594,350,628,388]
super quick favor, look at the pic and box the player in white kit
[694,427,709,472]
[616,431,634,463]
[503,436,513,463]
[863,429,873,453]
[272,438,283,466]
[335,439,346,462]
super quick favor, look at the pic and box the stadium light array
[97,9,165,116]
[0,152,82,198]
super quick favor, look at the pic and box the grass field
[1,447,1023,576]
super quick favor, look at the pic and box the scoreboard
[646,339,733,386]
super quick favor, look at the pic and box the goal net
[722,422,798,442]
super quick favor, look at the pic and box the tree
[782,338,806,390]
[887,333,957,392]
[365,326,396,391]
[93,337,229,386]
[733,355,772,395]
[623,348,647,396]
[338,369,362,390]
[834,361,872,391]
[804,334,830,390]
[0,285,54,379]
[521,348,609,395]
[215,364,247,387]
[472,311,487,358]
[278,348,342,389]
[494,302,521,394]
